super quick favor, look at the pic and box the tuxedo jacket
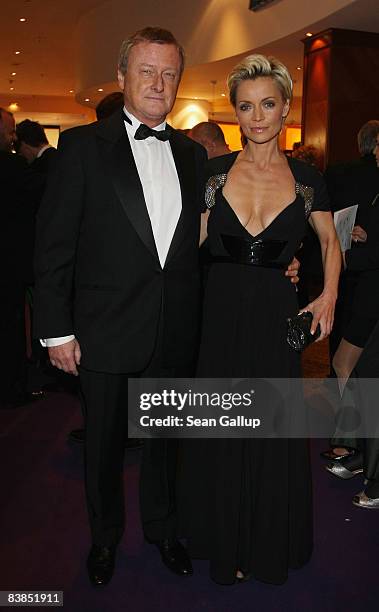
[324,155,379,225]
[34,109,207,373]
[345,202,379,318]
[30,147,58,209]
[0,151,37,284]
[32,146,57,175]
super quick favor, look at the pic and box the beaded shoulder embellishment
[205,173,228,209]
[295,182,314,219]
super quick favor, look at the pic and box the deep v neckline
[220,153,299,240]
[220,192,298,240]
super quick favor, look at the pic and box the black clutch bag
[286,311,321,352]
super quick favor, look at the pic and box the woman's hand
[285,256,300,284]
[299,291,336,341]
[351,225,367,243]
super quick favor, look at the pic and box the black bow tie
[134,123,171,142]
[123,110,171,141]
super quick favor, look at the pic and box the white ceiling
[179,0,379,103]
[0,0,105,96]
[1,0,378,108]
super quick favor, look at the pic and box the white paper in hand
[333,205,358,252]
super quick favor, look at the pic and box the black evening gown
[178,153,331,585]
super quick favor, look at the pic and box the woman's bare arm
[301,211,341,339]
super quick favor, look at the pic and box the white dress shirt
[42,107,182,347]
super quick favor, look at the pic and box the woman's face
[235,76,289,146]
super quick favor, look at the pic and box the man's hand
[48,339,81,376]
[351,225,367,243]
[285,256,300,284]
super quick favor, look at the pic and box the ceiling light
[194,97,198,100]
[221,93,226,97]
[98,88,104,92]
[69,89,74,93]
[305,32,313,37]
[20,18,27,22]
[296,66,302,70]
[85,98,90,102]
[10,87,14,91]
[9,103,19,111]
[15,51,21,55]
[11,72,17,76]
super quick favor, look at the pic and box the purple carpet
[1,391,378,612]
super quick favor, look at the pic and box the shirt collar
[36,144,52,158]
[123,106,167,138]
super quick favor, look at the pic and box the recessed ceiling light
[194,97,198,100]
[97,88,104,92]
[305,32,313,37]
[85,98,90,102]
[10,87,14,91]
[221,93,226,97]
[11,72,17,76]
[296,66,302,70]
[15,51,21,55]
[20,18,27,22]
[69,89,74,93]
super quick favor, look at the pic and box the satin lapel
[96,114,159,261]
[165,131,197,264]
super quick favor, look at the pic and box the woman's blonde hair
[227,54,293,107]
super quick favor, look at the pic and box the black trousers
[80,344,194,547]
[1,283,27,403]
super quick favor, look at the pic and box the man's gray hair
[118,26,185,77]
[357,120,379,156]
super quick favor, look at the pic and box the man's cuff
[40,335,75,347]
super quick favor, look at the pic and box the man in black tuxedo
[0,108,40,408]
[34,27,206,585]
[16,120,57,277]
[16,120,57,177]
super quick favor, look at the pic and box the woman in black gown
[178,54,340,585]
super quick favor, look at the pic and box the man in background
[16,119,57,175]
[0,109,41,407]
[189,121,230,159]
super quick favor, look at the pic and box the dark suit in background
[325,153,379,358]
[0,151,35,404]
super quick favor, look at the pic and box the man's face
[118,42,181,127]
[0,112,16,152]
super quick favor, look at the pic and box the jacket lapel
[95,110,159,261]
[165,129,197,264]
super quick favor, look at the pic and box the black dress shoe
[87,545,116,586]
[156,538,193,576]
[68,428,85,443]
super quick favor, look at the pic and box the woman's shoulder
[205,151,240,179]
[287,156,330,212]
